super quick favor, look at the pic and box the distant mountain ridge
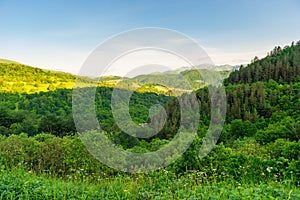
[6,37,300,95]
[0,58,237,94]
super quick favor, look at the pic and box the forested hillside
[225,41,300,85]
[0,42,300,198]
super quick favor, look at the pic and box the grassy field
[0,168,299,200]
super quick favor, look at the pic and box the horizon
[1,0,300,75]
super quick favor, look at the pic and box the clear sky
[1,0,300,74]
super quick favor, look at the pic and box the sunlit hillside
[0,63,95,93]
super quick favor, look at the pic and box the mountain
[131,65,234,92]
[210,64,240,71]
[0,58,238,95]
[0,61,232,95]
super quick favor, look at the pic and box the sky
[1,0,300,75]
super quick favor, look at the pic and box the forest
[0,41,300,199]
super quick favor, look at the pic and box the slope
[225,41,300,85]
[0,63,95,93]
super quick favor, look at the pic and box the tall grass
[0,167,299,199]
[0,133,299,199]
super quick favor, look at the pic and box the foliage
[1,41,300,198]
[0,168,299,199]
[225,41,300,85]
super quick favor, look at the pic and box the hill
[0,61,234,94]
[225,41,300,85]
[0,41,300,198]
[0,58,19,64]
[0,63,95,93]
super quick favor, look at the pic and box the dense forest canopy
[2,42,300,144]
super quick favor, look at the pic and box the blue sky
[1,0,300,74]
